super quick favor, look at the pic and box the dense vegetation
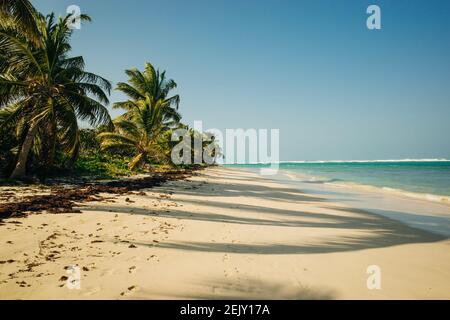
[0,1,215,181]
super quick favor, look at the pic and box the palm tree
[98,95,173,170]
[0,12,112,179]
[0,0,39,44]
[114,62,181,124]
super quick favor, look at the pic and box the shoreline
[264,168,450,238]
[1,167,449,299]
[225,163,450,206]
[278,169,450,206]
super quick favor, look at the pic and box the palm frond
[63,90,112,127]
[116,82,144,101]
[129,153,145,170]
[0,0,41,45]
[99,140,135,153]
[98,132,137,146]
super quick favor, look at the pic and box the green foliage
[99,63,183,171]
[79,128,102,156]
[74,154,138,179]
[114,62,181,124]
[0,4,112,179]
[0,130,18,177]
[0,2,212,180]
[72,127,141,179]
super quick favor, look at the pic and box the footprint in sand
[101,269,116,277]
[84,286,102,296]
[128,266,136,274]
[120,285,139,297]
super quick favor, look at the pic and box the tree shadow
[80,168,447,255]
[82,198,448,237]
[135,229,442,255]
[169,173,329,203]
[327,206,450,237]
[158,277,337,300]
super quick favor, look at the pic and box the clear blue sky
[34,0,450,161]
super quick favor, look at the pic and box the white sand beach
[1,167,449,299]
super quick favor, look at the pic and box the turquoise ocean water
[227,160,450,198]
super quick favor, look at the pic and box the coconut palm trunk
[10,121,39,179]
[42,119,57,170]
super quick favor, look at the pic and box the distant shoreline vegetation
[0,1,215,181]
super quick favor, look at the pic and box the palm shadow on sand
[147,277,337,300]
[83,174,447,255]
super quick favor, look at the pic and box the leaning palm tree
[114,62,181,124]
[0,13,112,179]
[98,96,173,170]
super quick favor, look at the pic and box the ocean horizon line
[227,158,450,165]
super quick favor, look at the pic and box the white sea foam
[263,169,450,237]
[279,169,450,205]
[325,179,450,205]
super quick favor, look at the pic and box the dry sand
[0,167,449,299]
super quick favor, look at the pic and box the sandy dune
[0,167,449,299]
